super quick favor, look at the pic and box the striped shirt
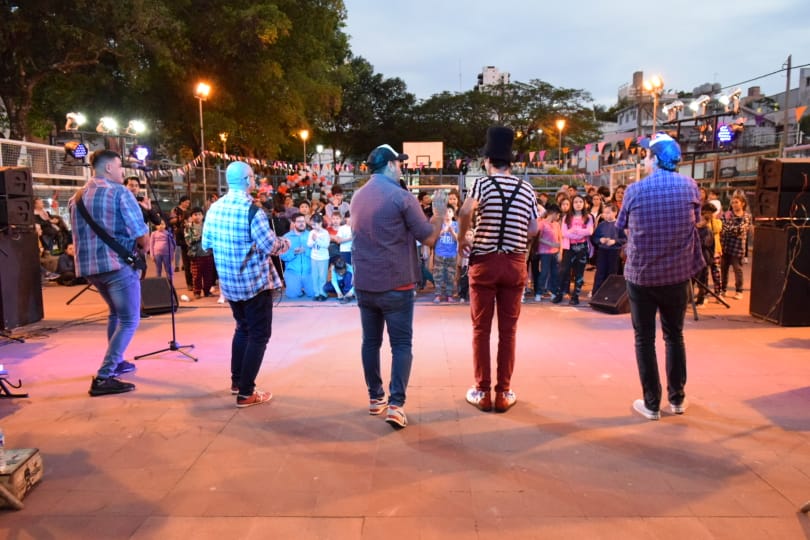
[616,169,705,286]
[69,177,149,277]
[469,175,539,255]
[201,190,289,301]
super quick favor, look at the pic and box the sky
[342,0,810,107]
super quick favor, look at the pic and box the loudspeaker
[0,197,35,226]
[141,277,178,315]
[589,274,630,314]
[750,226,810,326]
[758,158,810,191]
[754,190,810,220]
[0,230,44,330]
[0,167,33,197]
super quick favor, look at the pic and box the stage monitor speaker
[0,230,44,330]
[589,274,630,314]
[754,190,810,220]
[141,277,178,315]
[0,197,34,226]
[0,167,33,197]
[750,226,810,326]
[758,158,810,191]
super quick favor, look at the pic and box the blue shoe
[113,360,137,376]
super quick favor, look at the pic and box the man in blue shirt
[202,161,290,408]
[280,212,314,299]
[616,133,705,421]
[69,150,149,396]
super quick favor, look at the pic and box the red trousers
[469,252,526,393]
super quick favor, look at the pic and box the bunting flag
[563,147,569,154]
[623,137,633,150]
[585,144,592,154]
[796,105,807,123]
[755,114,765,127]
[539,150,546,161]
[455,159,462,168]
[598,142,606,153]
[529,151,536,162]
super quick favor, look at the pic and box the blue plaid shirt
[616,169,705,286]
[202,190,289,301]
[69,177,149,277]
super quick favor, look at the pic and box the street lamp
[65,112,87,131]
[555,119,566,169]
[642,75,664,135]
[194,81,211,202]
[299,129,309,165]
[219,132,228,154]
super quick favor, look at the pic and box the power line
[720,62,810,92]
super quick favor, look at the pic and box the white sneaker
[733,292,743,300]
[217,294,226,304]
[670,399,688,415]
[534,294,542,302]
[633,399,660,420]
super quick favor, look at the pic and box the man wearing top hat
[458,127,540,414]
[350,144,447,429]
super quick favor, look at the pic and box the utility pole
[780,55,792,157]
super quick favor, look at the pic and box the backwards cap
[640,133,681,171]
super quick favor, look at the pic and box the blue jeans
[356,289,415,407]
[228,289,273,396]
[536,253,559,294]
[86,266,142,378]
[310,258,329,296]
[626,280,689,411]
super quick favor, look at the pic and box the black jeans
[626,280,688,411]
[228,289,273,396]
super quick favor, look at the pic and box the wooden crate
[0,448,43,509]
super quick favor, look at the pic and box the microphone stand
[134,170,197,362]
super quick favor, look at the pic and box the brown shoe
[236,390,272,408]
[494,390,517,413]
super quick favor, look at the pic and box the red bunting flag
[796,105,807,123]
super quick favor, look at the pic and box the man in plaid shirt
[202,161,290,408]
[617,133,705,421]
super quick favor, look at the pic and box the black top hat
[481,126,514,162]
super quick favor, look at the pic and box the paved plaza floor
[1,265,809,539]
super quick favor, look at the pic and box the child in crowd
[336,211,353,267]
[185,207,215,299]
[457,230,473,303]
[56,243,87,286]
[433,206,459,303]
[150,217,176,280]
[324,256,355,303]
[720,193,751,300]
[695,203,719,306]
[590,203,626,295]
[553,194,593,305]
[533,204,562,301]
[307,213,331,301]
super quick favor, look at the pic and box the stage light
[65,112,87,131]
[125,120,146,136]
[689,95,711,116]
[719,88,742,114]
[96,117,118,134]
[64,141,89,160]
[131,145,150,162]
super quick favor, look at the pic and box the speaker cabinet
[589,274,630,314]
[758,158,810,191]
[750,226,810,326]
[0,167,33,197]
[754,190,810,220]
[0,230,44,330]
[0,197,35,226]
[141,277,178,315]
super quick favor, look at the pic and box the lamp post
[642,75,664,135]
[219,132,228,154]
[316,143,324,171]
[194,81,211,202]
[299,129,309,166]
[555,119,566,169]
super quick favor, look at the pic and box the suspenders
[485,176,524,253]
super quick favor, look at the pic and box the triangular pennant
[795,105,807,123]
